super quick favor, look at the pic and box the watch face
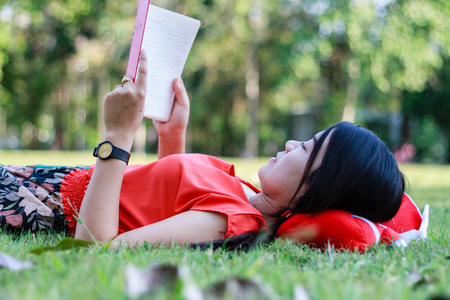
[98,142,113,159]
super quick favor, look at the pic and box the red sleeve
[187,193,266,238]
[117,154,266,237]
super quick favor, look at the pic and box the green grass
[0,151,449,299]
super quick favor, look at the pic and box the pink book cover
[126,0,151,82]
[124,2,200,121]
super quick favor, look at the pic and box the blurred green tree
[0,0,449,162]
[0,0,135,150]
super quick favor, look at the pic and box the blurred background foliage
[0,0,449,162]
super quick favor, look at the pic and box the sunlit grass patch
[0,152,449,299]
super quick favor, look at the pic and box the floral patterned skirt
[0,164,89,233]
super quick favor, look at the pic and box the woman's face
[258,131,330,210]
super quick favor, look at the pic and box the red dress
[61,154,267,237]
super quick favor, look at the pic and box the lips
[271,152,283,163]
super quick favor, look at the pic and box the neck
[249,193,284,230]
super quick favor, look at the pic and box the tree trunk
[245,44,260,158]
[97,75,109,142]
[133,122,147,153]
[342,81,359,123]
[244,0,265,158]
[51,86,70,150]
[0,105,6,137]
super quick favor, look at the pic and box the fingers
[173,77,190,108]
[111,77,132,93]
[121,77,133,86]
[135,50,148,95]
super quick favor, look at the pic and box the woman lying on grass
[0,51,405,250]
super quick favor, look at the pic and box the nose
[285,140,301,153]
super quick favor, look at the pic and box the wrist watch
[93,141,130,165]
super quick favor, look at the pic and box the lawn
[0,150,449,300]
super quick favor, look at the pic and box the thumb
[135,50,148,95]
[173,77,189,108]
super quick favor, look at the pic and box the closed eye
[301,142,306,150]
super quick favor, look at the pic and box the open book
[126,1,201,121]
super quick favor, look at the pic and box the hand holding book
[153,77,190,159]
[103,51,148,152]
[126,2,201,122]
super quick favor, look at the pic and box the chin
[256,167,266,184]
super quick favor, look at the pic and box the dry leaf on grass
[405,270,439,287]
[293,285,310,300]
[126,263,310,300]
[0,252,34,271]
[204,276,280,300]
[126,263,202,300]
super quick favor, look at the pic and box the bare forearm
[153,78,190,159]
[75,136,132,242]
[75,51,147,242]
[158,133,186,159]
[109,211,227,248]
[75,158,126,242]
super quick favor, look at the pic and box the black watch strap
[93,141,131,165]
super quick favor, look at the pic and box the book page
[138,5,200,121]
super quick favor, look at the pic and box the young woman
[0,51,404,249]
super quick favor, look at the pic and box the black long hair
[290,121,404,221]
[193,122,405,251]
